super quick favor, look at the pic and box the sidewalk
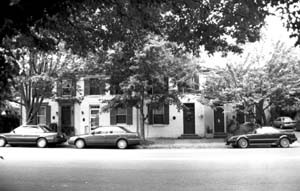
[139,138,227,149]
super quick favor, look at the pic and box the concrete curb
[138,138,227,149]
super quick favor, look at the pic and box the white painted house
[22,74,241,138]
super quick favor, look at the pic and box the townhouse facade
[21,74,245,138]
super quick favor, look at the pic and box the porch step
[213,132,227,138]
[178,134,202,139]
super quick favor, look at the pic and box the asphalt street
[1,146,300,191]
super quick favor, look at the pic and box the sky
[200,15,300,69]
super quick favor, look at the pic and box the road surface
[1,147,300,191]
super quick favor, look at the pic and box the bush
[233,122,259,135]
[0,114,20,133]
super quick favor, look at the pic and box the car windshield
[39,125,52,132]
[117,126,132,133]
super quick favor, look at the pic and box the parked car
[0,124,66,148]
[226,126,297,148]
[68,126,141,149]
[272,116,296,129]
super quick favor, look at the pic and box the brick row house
[21,74,243,138]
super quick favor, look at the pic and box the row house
[21,74,244,138]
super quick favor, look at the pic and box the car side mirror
[12,130,16,134]
[91,131,95,135]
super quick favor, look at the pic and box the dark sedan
[68,126,141,149]
[226,126,297,148]
[0,124,66,148]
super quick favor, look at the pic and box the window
[110,84,123,95]
[110,126,127,134]
[89,79,105,95]
[110,106,133,125]
[90,105,100,128]
[37,106,46,125]
[153,106,164,124]
[62,79,72,96]
[178,74,199,93]
[148,104,169,125]
[116,107,127,124]
[149,77,169,94]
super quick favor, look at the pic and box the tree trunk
[255,100,267,125]
[139,107,146,140]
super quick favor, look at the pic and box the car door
[86,129,107,146]
[104,126,124,145]
[247,132,263,144]
[22,126,43,144]
[6,126,28,144]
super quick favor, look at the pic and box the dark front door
[61,106,72,135]
[183,103,195,134]
[214,107,224,133]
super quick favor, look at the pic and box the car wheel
[0,137,7,147]
[75,139,85,149]
[117,139,128,149]
[238,138,248,148]
[37,138,48,148]
[279,137,290,148]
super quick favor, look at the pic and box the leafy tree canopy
[202,18,300,124]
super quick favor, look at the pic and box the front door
[214,107,225,133]
[183,103,195,134]
[61,105,73,136]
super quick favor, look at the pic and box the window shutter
[164,77,169,93]
[46,105,51,125]
[148,104,153,125]
[164,104,169,124]
[126,107,133,125]
[57,80,62,97]
[110,108,117,125]
[99,81,106,95]
[84,79,90,96]
[194,74,199,90]
[72,79,76,96]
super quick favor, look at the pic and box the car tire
[238,138,248,148]
[37,138,48,148]
[279,137,290,148]
[0,137,7,147]
[117,139,128,149]
[75,139,85,149]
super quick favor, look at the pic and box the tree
[202,19,300,125]
[2,0,298,107]
[5,40,83,124]
[102,36,198,139]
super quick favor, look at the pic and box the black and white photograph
[1,1,300,191]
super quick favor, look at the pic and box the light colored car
[272,117,296,129]
[68,126,141,149]
[0,124,66,148]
